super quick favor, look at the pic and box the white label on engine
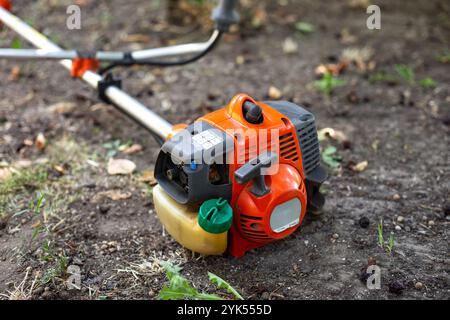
[192,130,223,150]
[270,198,301,233]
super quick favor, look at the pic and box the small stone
[236,55,245,65]
[405,226,411,232]
[35,133,47,150]
[414,282,423,290]
[392,194,401,200]
[283,37,298,54]
[428,220,435,226]
[107,158,136,175]
[358,216,370,228]
[268,86,282,100]
[332,233,339,239]
[397,216,404,223]
[395,225,402,231]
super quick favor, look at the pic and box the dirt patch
[0,0,449,299]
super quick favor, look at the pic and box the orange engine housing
[200,94,309,257]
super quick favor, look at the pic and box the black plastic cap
[243,101,264,124]
[212,0,240,32]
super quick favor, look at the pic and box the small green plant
[371,66,436,89]
[0,166,48,195]
[419,77,436,88]
[319,184,330,195]
[208,272,244,300]
[295,21,315,34]
[102,139,132,158]
[369,71,397,84]
[394,64,415,85]
[314,72,347,96]
[0,166,48,213]
[436,49,450,63]
[189,0,207,5]
[30,192,46,214]
[386,232,395,254]
[377,220,396,255]
[377,220,384,248]
[41,253,68,285]
[321,146,342,168]
[38,237,68,284]
[158,261,243,300]
[11,38,23,49]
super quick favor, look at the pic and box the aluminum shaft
[0,31,220,62]
[0,7,173,140]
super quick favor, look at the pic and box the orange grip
[71,58,99,78]
[0,0,11,11]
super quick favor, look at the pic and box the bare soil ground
[0,0,449,300]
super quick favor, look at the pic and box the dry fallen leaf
[13,159,32,168]
[348,0,371,9]
[351,160,368,172]
[53,164,65,175]
[371,139,380,152]
[140,169,157,186]
[93,189,132,202]
[35,133,47,150]
[31,220,42,229]
[123,34,151,43]
[0,168,12,181]
[341,47,374,72]
[47,102,76,114]
[107,158,136,175]
[122,144,143,155]
[315,63,347,76]
[90,103,110,111]
[318,128,348,143]
[251,6,268,28]
[8,65,21,81]
[339,28,357,44]
[283,37,298,54]
[268,86,282,100]
[236,55,245,65]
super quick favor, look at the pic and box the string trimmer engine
[153,94,327,257]
[0,1,326,258]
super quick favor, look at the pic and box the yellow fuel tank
[152,184,227,255]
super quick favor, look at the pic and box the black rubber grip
[212,0,240,32]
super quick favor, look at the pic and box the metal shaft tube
[131,30,221,61]
[0,7,173,140]
[0,31,220,62]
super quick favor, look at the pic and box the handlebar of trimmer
[0,0,239,64]
[0,0,240,143]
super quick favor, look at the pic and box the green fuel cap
[198,198,233,234]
